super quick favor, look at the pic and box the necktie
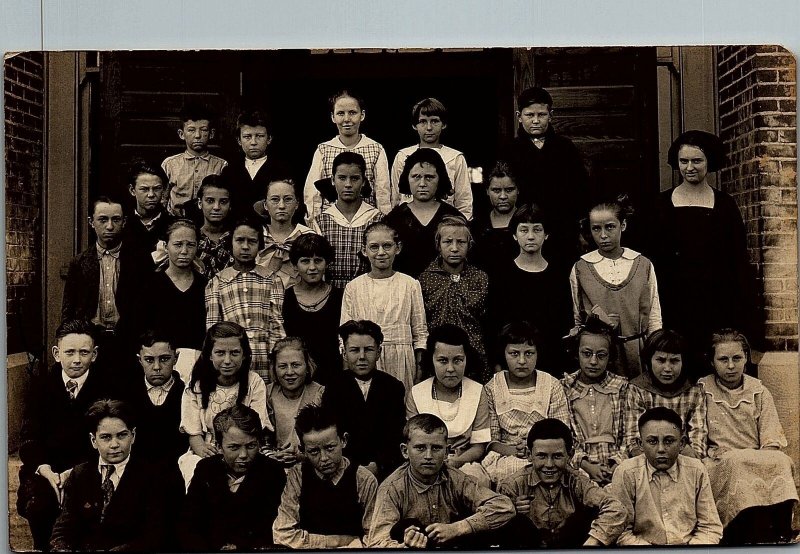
[101,465,115,519]
[66,379,78,399]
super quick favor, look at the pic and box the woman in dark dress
[282,233,343,386]
[383,148,462,278]
[651,130,761,380]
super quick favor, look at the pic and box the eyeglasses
[265,196,297,206]
[366,242,396,253]
[579,350,609,362]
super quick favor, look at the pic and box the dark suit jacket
[49,456,181,551]
[179,454,286,551]
[221,156,292,216]
[121,206,174,257]
[322,370,406,481]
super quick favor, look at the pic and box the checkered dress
[313,206,382,289]
[196,230,233,280]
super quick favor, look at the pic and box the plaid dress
[196,230,233,280]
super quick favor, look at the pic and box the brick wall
[717,45,798,351]
[4,52,45,355]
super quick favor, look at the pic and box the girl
[570,195,662,378]
[418,215,490,382]
[698,329,798,544]
[311,151,382,288]
[383,148,463,278]
[254,177,315,289]
[282,234,344,386]
[205,216,286,383]
[561,318,628,486]
[624,329,707,459]
[303,90,392,221]
[341,221,427,391]
[178,321,268,486]
[264,337,324,466]
[406,324,491,488]
[481,321,571,484]
[195,175,234,280]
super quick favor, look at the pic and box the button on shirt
[162,150,228,210]
[146,374,175,406]
[94,242,121,328]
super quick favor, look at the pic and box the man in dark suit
[122,160,174,256]
[49,399,181,551]
[322,320,406,482]
[17,320,111,550]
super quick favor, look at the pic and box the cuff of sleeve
[588,531,609,546]
[464,514,488,534]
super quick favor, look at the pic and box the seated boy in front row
[367,414,515,549]
[272,404,378,548]
[611,406,723,545]
[498,418,626,548]
[179,405,286,551]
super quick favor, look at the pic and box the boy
[195,174,234,280]
[123,160,174,255]
[272,404,379,548]
[611,407,723,545]
[179,405,287,551]
[49,399,178,551]
[17,320,111,550]
[367,414,515,549]
[321,320,406,481]
[161,104,228,217]
[469,160,520,275]
[391,98,473,220]
[498,418,626,548]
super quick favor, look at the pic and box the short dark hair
[397,148,451,199]
[496,321,542,371]
[294,404,342,447]
[86,399,135,433]
[197,173,234,201]
[179,104,215,126]
[485,160,517,187]
[640,329,688,382]
[289,233,335,265]
[421,324,479,379]
[412,97,447,125]
[128,160,168,189]
[90,196,125,218]
[518,87,553,110]
[329,89,365,112]
[55,319,96,345]
[339,319,384,346]
[236,110,271,136]
[587,193,635,225]
[226,216,266,252]
[331,151,373,200]
[508,203,548,235]
[667,130,725,173]
[137,328,176,351]
[213,404,264,446]
[526,418,573,452]
[403,413,448,442]
[638,406,683,432]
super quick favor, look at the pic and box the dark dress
[141,270,208,351]
[650,188,761,379]
[382,201,463,278]
[282,285,344,386]
[470,210,520,277]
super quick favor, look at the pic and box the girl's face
[211,336,245,382]
[432,342,466,390]
[166,226,198,269]
[678,145,708,185]
[331,96,364,138]
[514,222,547,254]
[589,208,625,256]
[199,186,231,225]
[438,225,470,269]
[231,225,260,265]
[265,181,297,225]
[408,162,439,203]
[333,163,365,204]
[504,342,537,381]
[712,341,747,389]
[650,350,682,386]
[577,333,610,383]
[274,347,308,394]
[295,254,328,285]
[363,229,400,272]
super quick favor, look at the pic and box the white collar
[145,374,175,393]
[62,369,90,392]
[323,202,380,227]
[97,454,131,481]
[581,248,640,263]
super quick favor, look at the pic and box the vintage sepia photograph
[5,45,798,550]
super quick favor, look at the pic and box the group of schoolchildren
[17,85,798,551]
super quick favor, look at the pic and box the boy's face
[179,119,213,154]
[138,342,176,386]
[486,176,518,214]
[90,201,126,250]
[640,419,684,471]
[300,426,346,479]
[198,186,231,225]
[529,438,568,485]
[415,114,446,146]
[343,333,381,380]
[129,173,165,215]
[220,425,260,476]
[402,428,448,483]
[91,416,135,464]
[53,333,97,379]
[231,225,260,267]
[237,125,270,160]
[517,103,551,137]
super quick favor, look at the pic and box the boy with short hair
[611,406,723,545]
[179,405,287,551]
[272,404,379,548]
[161,104,228,216]
[367,414,515,549]
[195,174,235,279]
[498,418,626,548]
[123,160,174,255]
[391,98,473,220]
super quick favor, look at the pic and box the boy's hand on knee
[403,526,428,549]
[425,521,470,544]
